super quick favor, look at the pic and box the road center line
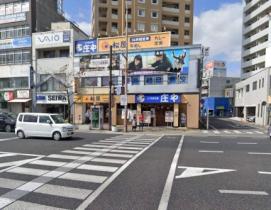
[158,135,184,210]
[237,142,258,145]
[200,141,219,144]
[0,137,18,142]
[199,150,224,153]
[248,152,271,155]
[219,190,269,195]
[258,171,271,175]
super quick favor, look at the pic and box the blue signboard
[136,94,181,104]
[75,39,97,55]
[0,37,31,50]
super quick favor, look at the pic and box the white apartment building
[235,67,271,126]
[242,0,271,78]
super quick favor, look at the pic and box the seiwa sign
[34,31,71,46]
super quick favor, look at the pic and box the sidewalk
[74,124,198,135]
[229,117,268,131]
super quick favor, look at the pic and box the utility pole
[124,0,129,132]
[109,45,113,131]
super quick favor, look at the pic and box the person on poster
[128,55,143,71]
[172,50,187,76]
[151,51,172,71]
[112,55,120,70]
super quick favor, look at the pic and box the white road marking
[176,166,235,179]
[219,190,268,195]
[17,182,43,192]
[101,153,133,158]
[223,130,231,134]
[246,131,253,134]
[7,167,49,176]
[91,157,126,164]
[0,198,15,209]
[0,178,25,189]
[118,146,142,150]
[77,135,163,209]
[0,153,17,158]
[78,164,118,172]
[62,150,92,155]
[202,130,208,134]
[158,136,184,210]
[233,130,242,134]
[248,152,271,155]
[200,141,219,144]
[35,184,92,200]
[213,130,220,134]
[4,200,66,210]
[47,154,81,160]
[111,149,138,154]
[255,131,264,134]
[29,160,67,167]
[199,150,224,153]
[0,137,18,142]
[60,172,107,183]
[258,171,271,175]
[237,142,258,145]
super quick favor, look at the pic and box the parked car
[15,113,74,141]
[0,113,16,132]
[246,115,256,122]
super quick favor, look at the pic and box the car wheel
[53,132,61,141]
[5,125,11,132]
[17,131,25,139]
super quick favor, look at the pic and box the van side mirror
[47,120,52,124]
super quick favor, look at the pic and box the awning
[8,99,31,103]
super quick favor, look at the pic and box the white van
[15,113,74,141]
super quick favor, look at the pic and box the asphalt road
[209,117,260,130]
[0,131,270,209]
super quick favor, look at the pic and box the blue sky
[63,0,243,77]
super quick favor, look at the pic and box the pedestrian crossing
[0,134,161,210]
[201,129,266,135]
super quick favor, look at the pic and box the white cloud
[194,3,243,63]
[77,21,91,36]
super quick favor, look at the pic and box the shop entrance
[142,104,174,126]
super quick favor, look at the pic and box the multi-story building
[91,0,194,46]
[32,22,88,119]
[242,0,271,78]
[0,0,64,113]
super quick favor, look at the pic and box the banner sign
[0,12,26,24]
[75,39,97,55]
[17,90,30,99]
[0,37,31,50]
[0,92,14,101]
[34,31,71,46]
[98,32,171,52]
[36,93,68,104]
[136,94,181,104]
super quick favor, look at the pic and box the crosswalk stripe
[60,172,107,183]
[0,153,17,158]
[78,164,118,172]
[4,200,66,210]
[111,149,138,154]
[124,142,150,145]
[29,160,67,167]
[8,167,49,176]
[233,130,242,134]
[47,154,81,160]
[202,130,208,134]
[74,147,108,152]
[246,131,253,134]
[35,184,92,200]
[83,144,119,149]
[101,153,133,158]
[118,146,142,150]
[0,178,25,189]
[17,182,43,192]
[255,131,264,134]
[223,130,231,134]
[91,157,126,164]
[62,150,92,155]
[213,130,220,134]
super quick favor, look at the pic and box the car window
[23,115,38,123]
[50,115,65,124]
[18,115,23,122]
[39,116,51,124]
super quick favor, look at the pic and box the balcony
[112,0,118,6]
[243,1,271,24]
[162,7,179,13]
[242,55,266,68]
[243,41,268,57]
[185,10,191,15]
[171,34,179,39]
[162,20,179,26]
[112,14,118,19]
[244,0,261,12]
[243,28,269,46]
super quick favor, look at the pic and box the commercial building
[235,67,271,126]
[242,0,271,78]
[91,0,194,46]
[202,97,232,117]
[32,22,88,119]
[0,0,65,113]
[74,34,202,129]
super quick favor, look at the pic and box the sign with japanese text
[98,32,171,53]
[136,94,181,104]
[0,37,31,50]
[75,39,97,55]
[74,95,109,103]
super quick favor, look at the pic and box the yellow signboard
[74,95,109,104]
[98,32,171,53]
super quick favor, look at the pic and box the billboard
[98,32,171,53]
[34,31,71,46]
[75,39,97,55]
[136,94,181,104]
[0,37,31,50]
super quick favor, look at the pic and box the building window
[252,81,257,90]
[258,104,260,117]
[151,24,158,32]
[184,30,190,36]
[144,75,163,85]
[168,75,177,84]
[151,11,158,18]
[40,74,66,92]
[137,23,145,31]
[81,77,98,87]
[152,0,158,4]
[185,4,190,10]
[262,78,264,88]
[131,76,140,85]
[246,84,250,92]
[185,17,190,23]
[101,76,118,86]
[138,9,145,17]
[259,79,261,88]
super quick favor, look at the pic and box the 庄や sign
[136,94,181,104]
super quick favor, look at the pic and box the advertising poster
[143,111,151,124]
[98,32,171,53]
[165,111,174,123]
